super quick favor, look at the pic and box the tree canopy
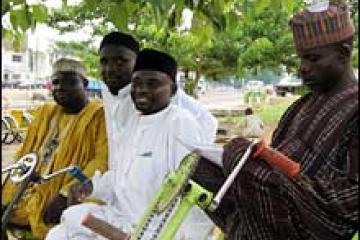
[2,0,358,82]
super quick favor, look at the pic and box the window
[28,51,34,71]
[12,55,22,62]
[4,74,9,80]
[12,74,21,80]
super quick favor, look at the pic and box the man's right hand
[67,180,93,206]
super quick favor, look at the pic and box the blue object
[69,166,88,183]
[87,80,103,90]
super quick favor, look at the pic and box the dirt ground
[2,143,20,167]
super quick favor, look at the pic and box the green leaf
[269,0,282,13]
[12,30,26,51]
[62,0,68,8]
[108,2,128,30]
[214,0,224,13]
[32,4,47,22]
[283,0,294,13]
[149,0,163,10]
[160,0,174,12]
[255,0,270,14]
[124,0,138,15]
[2,0,11,16]
[224,12,238,32]
[10,8,29,32]
[151,4,163,29]
[174,0,185,26]
[2,27,12,39]
[9,10,19,30]
[223,1,234,13]
[30,15,36,32]
[191,11,213,45]
[84,0,97,11]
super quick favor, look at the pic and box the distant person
[237,107,264,139]
[2,58,108,239]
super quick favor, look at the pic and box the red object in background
[45,80,53,90]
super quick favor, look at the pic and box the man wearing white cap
[2,58,108,239]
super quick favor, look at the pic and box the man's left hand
[43,194,68,225]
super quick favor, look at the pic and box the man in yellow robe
[2,58,108,239]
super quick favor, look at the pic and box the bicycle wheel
[16,111,33,143]
[1,118,10,143]
[16,118,28,143]
[3,116,18,144]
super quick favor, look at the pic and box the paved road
[199,89,246,111]
[2,143,19,168]
[3,88,246,111]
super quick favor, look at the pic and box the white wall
[2,34,53,84]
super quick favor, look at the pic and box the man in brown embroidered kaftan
[193,2,358,240]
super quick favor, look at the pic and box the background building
[1,33,55,88]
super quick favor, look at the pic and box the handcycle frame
[2,110,33,144]
[131,141,258,239]
[1,153,87,239]
[81,141,259,240]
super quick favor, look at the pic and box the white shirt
[90,104,210,238]
[101,83,133,170]
[102,84,218,155]
[172,88,218,143]
[238,114,265,138]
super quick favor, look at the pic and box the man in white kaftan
[98,33,217,170]
[47,104,207,239]
[97,32,216,239]
[101,83,218,169]
[171,87,217,143]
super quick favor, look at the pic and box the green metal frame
[157,180,213,239]
[130,151,358,240]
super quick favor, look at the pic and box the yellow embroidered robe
[2,100,108,239]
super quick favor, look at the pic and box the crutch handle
[68,166,88,183]
[252,140,300,178]
[82,213,129,240]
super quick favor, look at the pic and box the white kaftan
[102,84,217,152]
[171,88,218,143]
[46,104,213,239]
[101,83,132,170]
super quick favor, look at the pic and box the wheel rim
[3,116,19,144]
[2,119,9,142]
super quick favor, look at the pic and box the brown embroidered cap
[289,1,355,50]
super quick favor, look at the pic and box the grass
[353,232,359,240]
[255,98,294,127]
[216,97,296,130]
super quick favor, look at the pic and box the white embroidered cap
[52,58,87,79]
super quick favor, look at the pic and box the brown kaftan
[193,81,358,240]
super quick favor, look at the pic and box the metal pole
[208,140,258,212]
[1,175,32,236]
